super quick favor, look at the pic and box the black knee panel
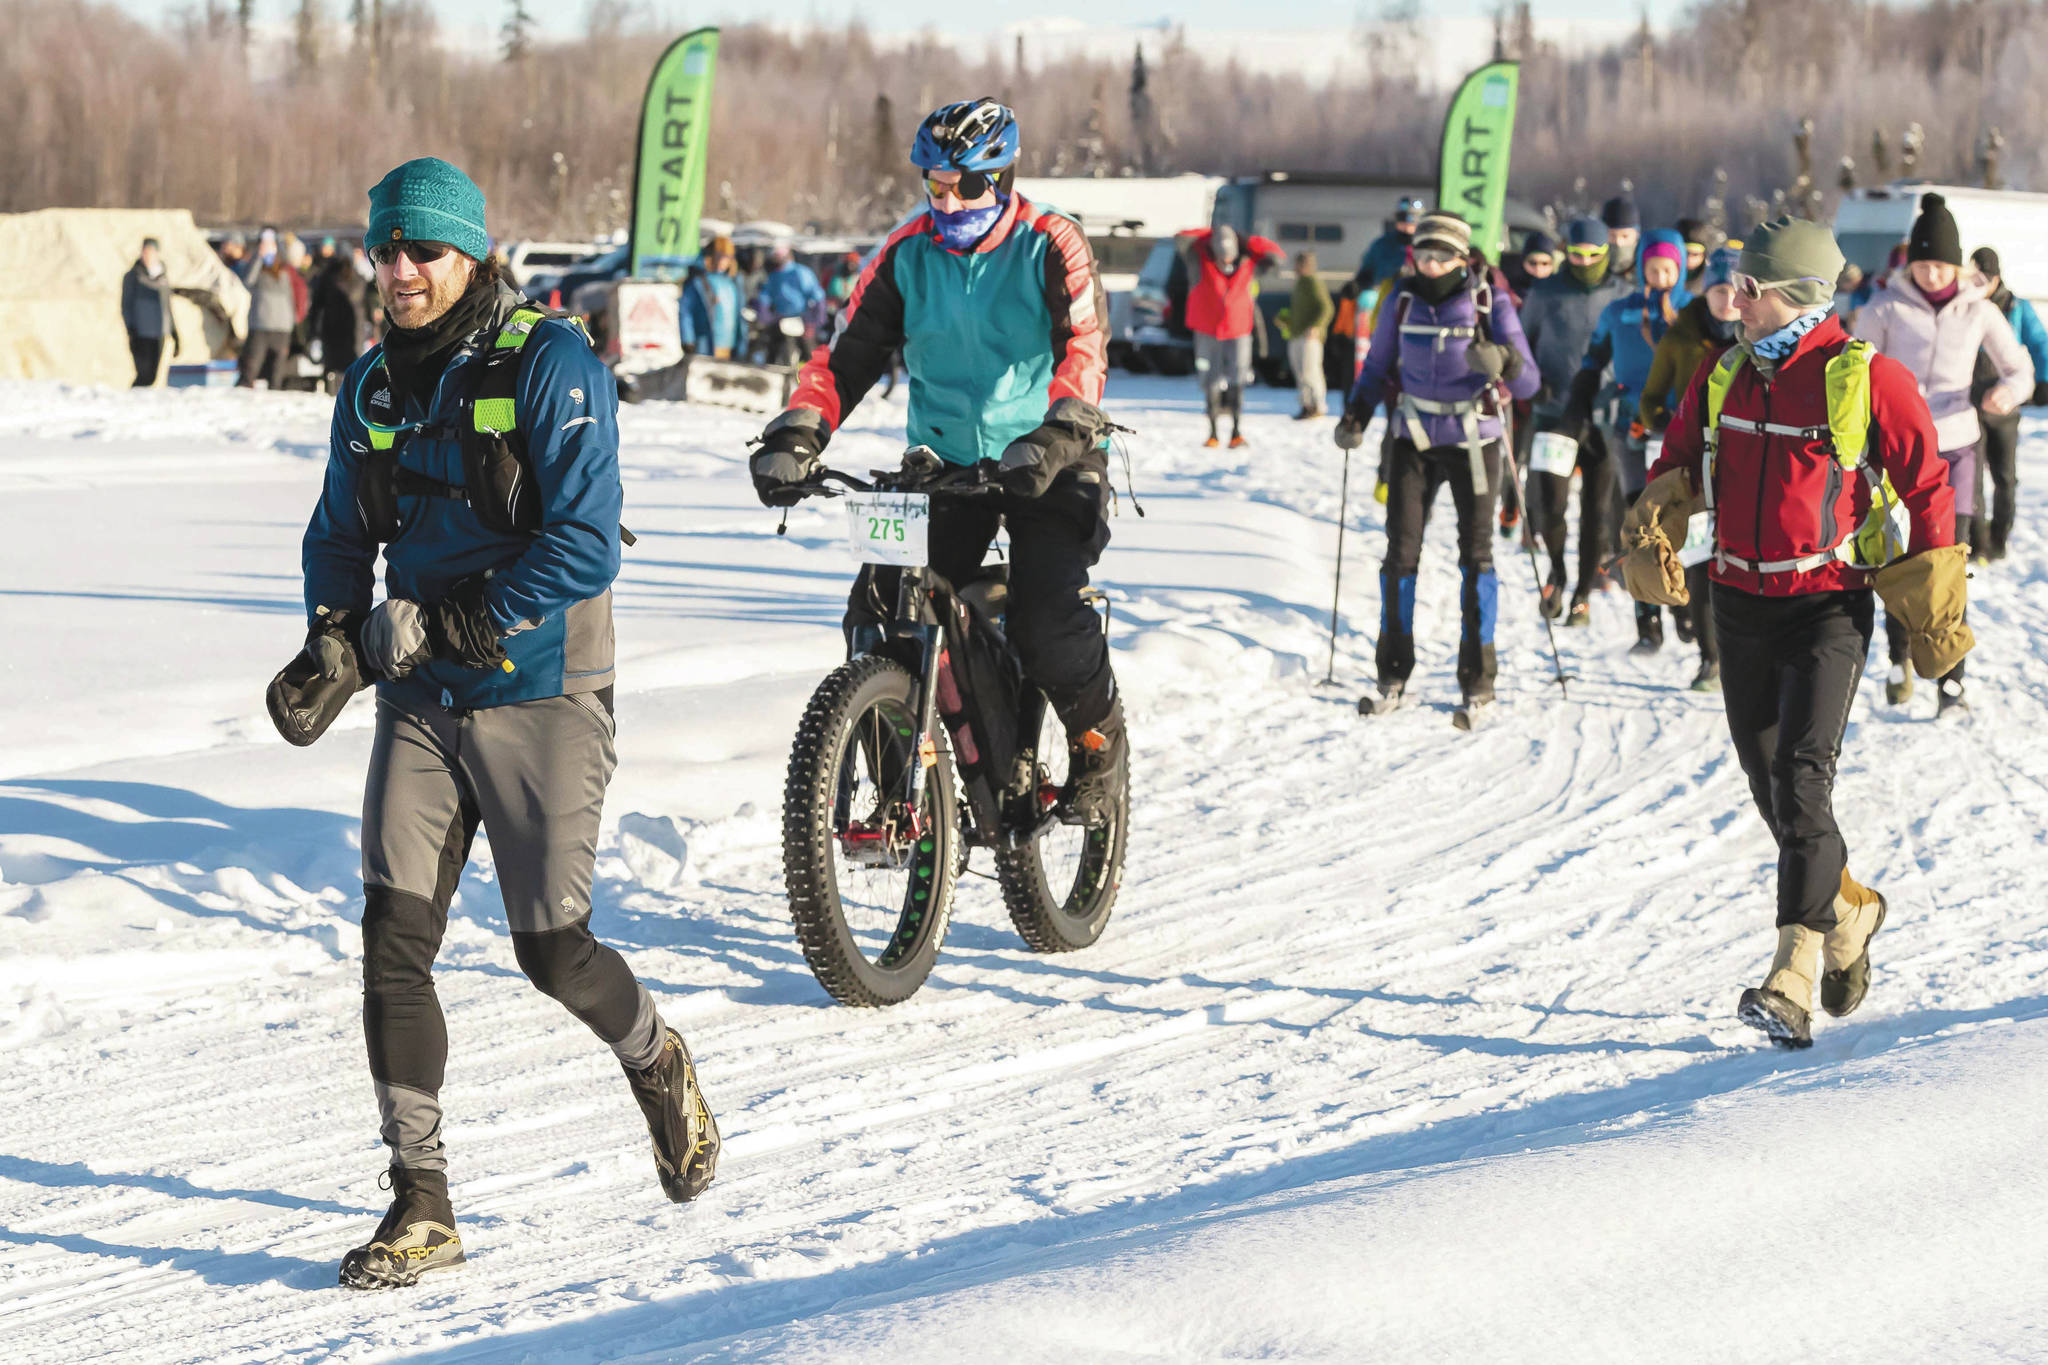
[362,886,449,998]
[511,918,643,1043]
[361,886,450,1094]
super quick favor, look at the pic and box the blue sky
[124,0,1695,38]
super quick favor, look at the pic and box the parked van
[1836,183,2048,306]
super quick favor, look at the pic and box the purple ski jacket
[1347,273,1540,447]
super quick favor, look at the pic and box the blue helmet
[911,98,1020,173]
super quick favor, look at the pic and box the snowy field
[3,374,2048,1362]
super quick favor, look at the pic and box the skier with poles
[1620,216,1967,1048]
[1335,211,1539,728]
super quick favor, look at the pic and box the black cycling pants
[845,466,1115,734]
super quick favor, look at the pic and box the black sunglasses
[926,169,994,202]
[369,239,455,267]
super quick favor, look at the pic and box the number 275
[867,516,905,541]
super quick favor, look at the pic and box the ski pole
[1321,446,1351,686]
[1497,407,1572,701]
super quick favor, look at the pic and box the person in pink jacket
[1852,192,2032,716]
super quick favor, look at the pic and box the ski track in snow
[2,377,2047,1361]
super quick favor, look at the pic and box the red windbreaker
[1179,228,1284,339]
[1649,315,1955,596]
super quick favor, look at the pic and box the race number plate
[1678,511,1714,568]
[845,492,930,567]
[1528,430,1579,478]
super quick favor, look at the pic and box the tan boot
[1821,870,1888,1018]
[1737,924,1822,1048]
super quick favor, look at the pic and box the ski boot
[1629,609,1664,656]
[1538,572,1566,621]
[1937,678,1969,720]
[1564,593,1591,628]
[339,1166,465,1290]
[1064,701,1128,826]
[1884,665,1913,706]
[624,1027,721,1203]
[1736,924,1820,1049]
[1689,659,1721,693]
[1202,434,1220,449]
[1821,873,1888,1018]
[1673,610,1697,646]
[1228,432,1248,449]
[1452,688,1495,732]
[1358,681,1406,717]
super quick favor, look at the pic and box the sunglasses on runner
[925,170,995,202]
[1565,245,1608,263]
[1730,271,1828,301]
[368,239,455,268]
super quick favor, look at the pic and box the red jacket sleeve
[1035,210,1107,406]
[1866,351,1956,552]
[787,217,920,434]
[1646,344,1725,494]
[1248,234,1285,264]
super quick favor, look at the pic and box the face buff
[1746,303,1834,362]
[931,196,1007,251]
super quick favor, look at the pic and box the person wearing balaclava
[1517,215,1626,622]
[1625,215,1967,1049]
[1334,211,1540,726]
[1638,245,1742,691]
[1854,191,2032,715]
[1178,221,1286,447]
[1602,194,1641,286]
[1966,244,2048,560]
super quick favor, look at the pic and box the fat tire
[995,733,1127,953]
[783,655,959,1006]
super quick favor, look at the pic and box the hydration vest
[352,305,630,545]
[1391,273,1501,490]
[1700,338,1910,576]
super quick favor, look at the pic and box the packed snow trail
[2,377,2046,1361]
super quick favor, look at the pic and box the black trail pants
[1715,584,1872,930]
[1977,406,2020,556]
[1530,425,1617,597]
[1377,438,1502,694]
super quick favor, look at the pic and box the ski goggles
[925,169,996,202]
[1412,246,1463,266]
[368,239,456,268]
[1730,271,1828,300]
[1565,244,1608,263]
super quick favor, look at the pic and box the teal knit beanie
[367,157,488,262]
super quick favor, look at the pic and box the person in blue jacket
[295,157,718,1291]
[1969,246,2048,558]
[1352,195,1425,297]
[1563,226,1691,648]
[752,243,827,364]
[681,246,743,358]
[747,97,1126,822]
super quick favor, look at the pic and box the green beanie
[1737,216,1843,310]
[367,157,488,262]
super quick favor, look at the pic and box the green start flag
[1437,61,1520,262]
[629,27,720,280]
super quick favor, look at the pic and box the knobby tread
[782,656,957,1006]
[995,741,1127,954]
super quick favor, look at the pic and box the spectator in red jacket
[1622,217,1969,1050]
[1177,225,1284,447]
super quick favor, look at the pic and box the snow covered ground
[3,374,2047,1362]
